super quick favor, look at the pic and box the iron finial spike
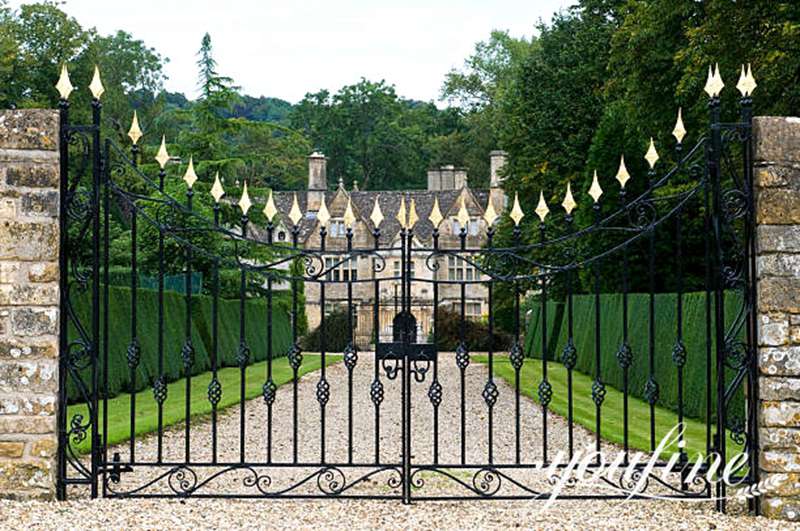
[210,171,225,203]
[238,181,252,215]
[263,189,278,222]
[370,195,384,228]
[509,192,524,226]
[535,191,549,222]
[673,107,687,144]
[645,137,659,169]
[183,156,198,189]
[128,110,143,145]
[588,170,603,203]
[89,65,105,100]
[55,63,74,100]
[155,135,170,168]
[562,181,576,215]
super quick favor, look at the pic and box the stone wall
[0,110,59,499]
[754,116,800,519]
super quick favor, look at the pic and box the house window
[448,256,477,281]
[467,302,482,316]
[325,256,357,281]
[329,220,346,237]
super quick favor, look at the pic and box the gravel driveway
[3,354,793,529]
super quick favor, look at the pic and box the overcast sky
[12,0,574,103]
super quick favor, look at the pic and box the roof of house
[262,186,492,245]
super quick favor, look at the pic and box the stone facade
[0,110,59,499]
[754,116,800,519]
[258,151,508,347]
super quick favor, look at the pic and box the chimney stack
[489,150,508,212]
[307,151,327,211]
[490,150,508,188]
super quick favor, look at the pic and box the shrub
[301,309,352,352]
[434,308,513,351]
[65,285,294,403]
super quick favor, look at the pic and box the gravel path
[5,354,793,529]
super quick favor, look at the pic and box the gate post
[0,110,60,499]
[754,116,800,520]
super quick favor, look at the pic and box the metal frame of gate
[56,67,759,511]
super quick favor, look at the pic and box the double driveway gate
[57,82,759,510]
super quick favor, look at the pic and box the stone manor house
[257,151,509,348]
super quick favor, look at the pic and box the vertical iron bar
[155,159,166,463]
[593,203,602,463]
[56,99,69,500]
[128,142,139,463]
[101,138,110,496]
[486,227,495,464]
[372,226,381,464]
[184,186,194,462]
[210,205,221,464]
[742,93,760,515]
[676,209,687,488]
[291,226,300,463]
[346,228,354,464]
[400,227,410,503]
[710,92,727,512]
[564,213,575,458]
[647,171,657,452]
[239,215,249,463]
[266,221,274,463]
[459,227,467,465]
[431,227,440,465]
[319,226,327,464]
[513,225,522,464]
[539,222,549,464]
[90,98,101,497]
[620,188,630,462]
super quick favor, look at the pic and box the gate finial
[89,65,105,100]
[535,191,549,222]
[736,63,757,97]
[155,136,170,168]
[509,192,524,226]
[615,155,630,189]
[55,64,74,100]
[211,171,225,203]
[672,108,686,144]
[183,156,198,188]
[645,138,659,169]
[562,182,576,215]
[588,170,603,203]
[263,190,278,222]
[128,111,143,145]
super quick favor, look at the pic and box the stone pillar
[0,110,60,499]
[754,116,800,519]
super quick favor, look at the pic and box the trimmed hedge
[525,291,745,422]
[66,286,294,402]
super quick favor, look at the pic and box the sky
[12,0,574,103]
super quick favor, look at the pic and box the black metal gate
[56,66,759,511]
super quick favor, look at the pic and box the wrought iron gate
[56,65,759,511]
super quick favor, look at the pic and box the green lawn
[67,355,341,454]
[475,355,744,460]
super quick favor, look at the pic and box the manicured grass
[68,354,341,454]
[475,355,744,460]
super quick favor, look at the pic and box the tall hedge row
[525,291,745,422]
[66,286,294,403]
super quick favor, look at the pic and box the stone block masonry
[0,109,59,499]
[755,116,800,520]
